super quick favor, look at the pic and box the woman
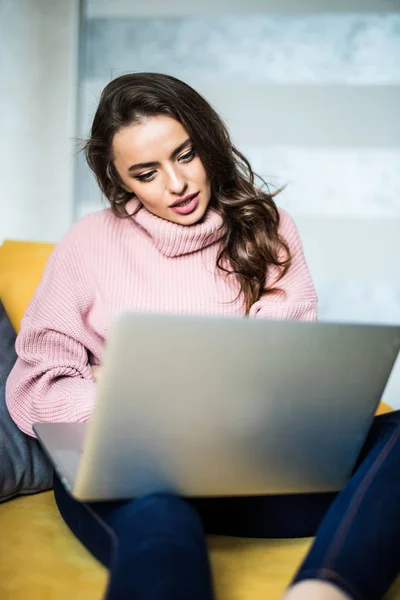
[6,73,400,600]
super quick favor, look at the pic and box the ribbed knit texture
[6,203,317,436]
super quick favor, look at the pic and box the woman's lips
[169,192,199,215]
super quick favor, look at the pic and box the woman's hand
[91,365,102,383]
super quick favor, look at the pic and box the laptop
[34,312,400,502]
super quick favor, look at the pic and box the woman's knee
[138,493,203,529]
[109,493,205,542]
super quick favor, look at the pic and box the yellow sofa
[0,239,399,600]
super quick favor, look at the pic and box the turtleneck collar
[125,199,225,258]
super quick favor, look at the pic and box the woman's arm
[6,225,97,437]
[249,208,317,322]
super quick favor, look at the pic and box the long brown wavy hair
[83,72,291,313]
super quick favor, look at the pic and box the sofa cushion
[0,239,55,333]
[0,300,53,502]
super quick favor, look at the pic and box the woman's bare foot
[283,580,352,600]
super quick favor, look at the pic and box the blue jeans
[54,410,400,600]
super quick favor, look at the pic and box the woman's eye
[135,170,156,182]
[134,151,196,181]
[179,150,196,163]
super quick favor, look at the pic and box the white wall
[0,0,80,244]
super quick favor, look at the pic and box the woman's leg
[54,475,214,600]
[286,410,400,600]
[190,411,400,600]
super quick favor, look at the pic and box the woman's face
[112,115,211,225]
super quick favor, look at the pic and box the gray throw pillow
[0,300,53,502]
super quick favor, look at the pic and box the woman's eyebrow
[127,139,192,172]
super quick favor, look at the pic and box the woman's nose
[167,167,187,196]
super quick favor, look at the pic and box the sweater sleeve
[249,208,318,322]
[6,224,97,437]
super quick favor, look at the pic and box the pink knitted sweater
[6,201,317,436]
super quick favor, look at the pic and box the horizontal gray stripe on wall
[200,84,400,148]
[86,0,400,18]
[79,79,400,148]
[83,14,400,84]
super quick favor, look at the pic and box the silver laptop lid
[71,314,400,501]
